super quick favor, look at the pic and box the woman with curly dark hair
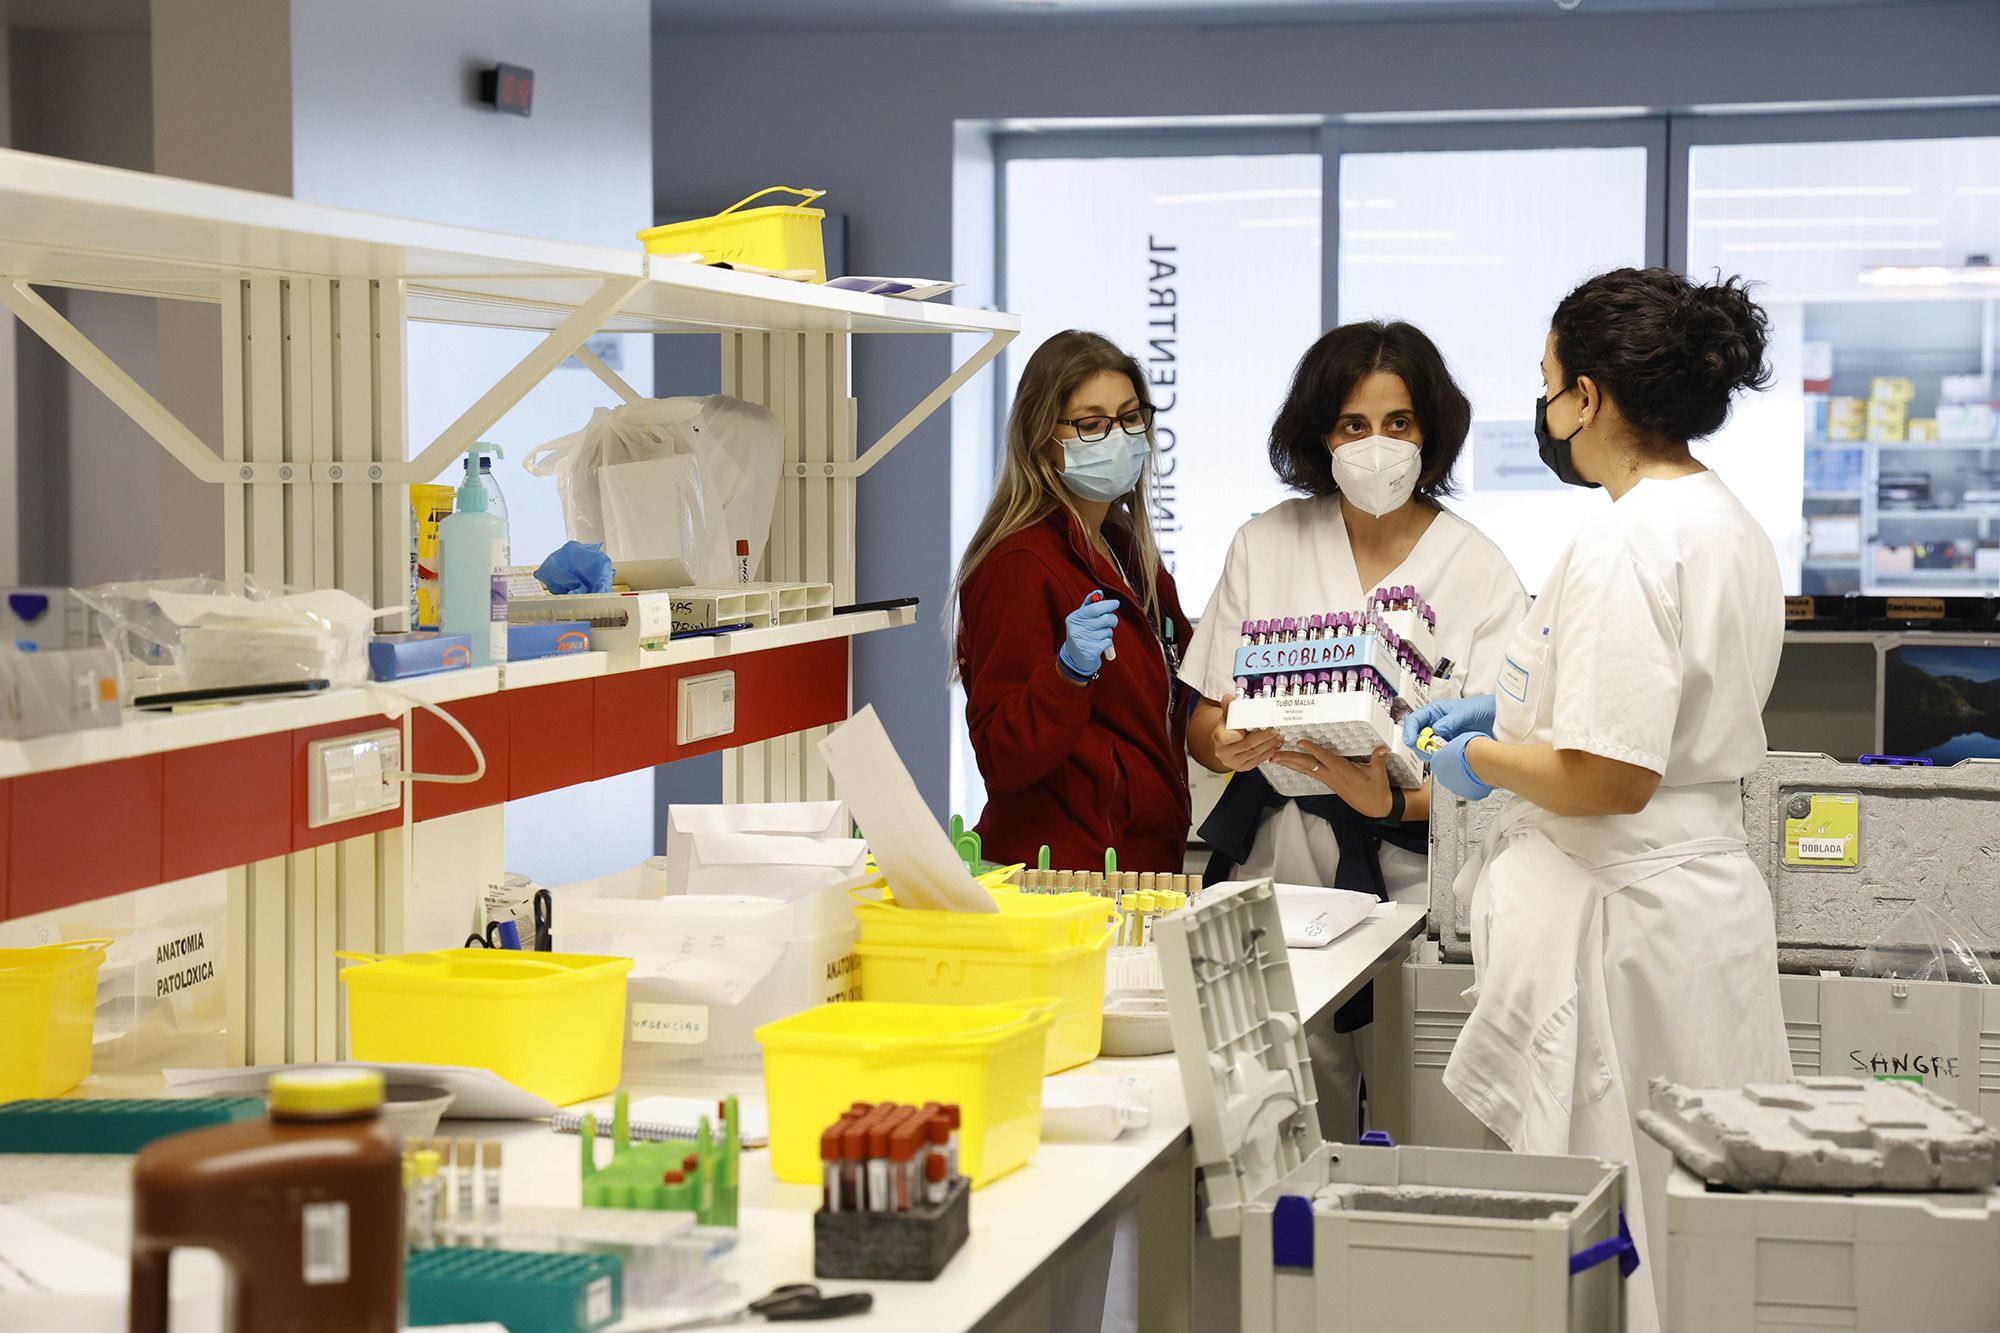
[1407,267,1788,1333]
[1179,320,1527,1139]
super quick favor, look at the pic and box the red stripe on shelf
[291,717,403,852]
[8,756,164,916]
[722,638,849,753]
[163,733,293,882]
[508,679,596,799]
[412,694,511,821]
[589,639,849,781]
[0,781,11,918]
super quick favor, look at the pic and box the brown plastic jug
[129,1067,404,1332]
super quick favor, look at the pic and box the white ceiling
[650,0,1907,33]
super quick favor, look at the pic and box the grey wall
[652,1,2000,814]
[10,28,158,586]
[289,0,651,250]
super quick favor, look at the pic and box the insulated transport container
[337,949,632,1105]
[1384,957,2000,1150]
[1157,879,1631,1332]
[1661,1164,2000,1332]
[755,999,1053,1187]
[850,884,1113,1074]
[1431,755,2000,970]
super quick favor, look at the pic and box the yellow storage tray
[0,940,108,1100]
[853,886,1113,1074]
[756,1000,1053,1188]
[637,187,827,280]
[337,949,631,1107]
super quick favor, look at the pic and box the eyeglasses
[1056,406,1156,442]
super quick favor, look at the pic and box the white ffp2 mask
[1329,435,1421,516]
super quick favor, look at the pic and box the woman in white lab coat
[1181,321,1528,1139]
[1408,267,1791,1333]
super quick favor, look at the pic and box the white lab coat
[1182,496,1528,898]
[1444,471,1791,1333]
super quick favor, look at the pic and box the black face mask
[1534,386,1597,490]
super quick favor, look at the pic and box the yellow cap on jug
[268,1067,384,1117]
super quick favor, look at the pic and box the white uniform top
[1468,469,1789,1333]
[1493,468,1783,862]
[1182,496,1528,897]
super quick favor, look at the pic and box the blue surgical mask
[1058,432,1147,502]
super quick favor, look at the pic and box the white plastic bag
[77,578,383,692]
[1855,903,1994,985]
[523,396,781,589]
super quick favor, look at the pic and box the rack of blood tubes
[1223,590,1442,793]
[820,1103,962,1216]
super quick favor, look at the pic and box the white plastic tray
[1226,692,1423,794]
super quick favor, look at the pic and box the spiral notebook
[549,1094,769,1147]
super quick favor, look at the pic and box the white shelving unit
[1800,296,1999,596]
[0,148,1016,1064]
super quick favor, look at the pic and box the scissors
[464,918,522,950]
[649,1283,872,1327]
[532,888,554,952]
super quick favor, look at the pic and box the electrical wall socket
[677,670,735,745]
[307,728,403,828]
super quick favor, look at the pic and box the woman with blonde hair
[952,329,1192,872]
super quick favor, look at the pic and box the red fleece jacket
[957,510,1192,874]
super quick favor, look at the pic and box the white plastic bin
[1387,952,1487,1150]
[1663,1164,2000,1332]
[1158,880,1632,1333]
[1243,1144,1628,1333]
[1780,971,2000,1122]
[553,883,858,1072]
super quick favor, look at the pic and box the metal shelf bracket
[843,327,1015,478]
[405,274,649,481]
[1,277,232,484]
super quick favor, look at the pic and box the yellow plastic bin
[852,886,1114,1074]
[637,187,828,280]
[337,950,631,1106]
[756,1000,1053,1188]
[0,940,110,1100]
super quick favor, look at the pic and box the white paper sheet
[817,707,996,913]
[0,1196,225,1331]
[662,800,847,894]
[1272,883,1380,949]
[163,1061,558,1120]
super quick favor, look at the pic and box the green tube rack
[577,1091,739,1227]
[0,1097,265,1154]
[405,1247,622,1333]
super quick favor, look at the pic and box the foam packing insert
[1638,1076,2000,1193]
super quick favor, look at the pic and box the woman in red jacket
[951,329,1192,873]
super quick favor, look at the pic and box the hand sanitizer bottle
[440,445,509,667]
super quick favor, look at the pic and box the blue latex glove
[535,540,615,595]
[1402,694,1498,749]
[1057,592,1120,679]
[1431,733,1495,801]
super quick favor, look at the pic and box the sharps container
[129,1067,405,1333]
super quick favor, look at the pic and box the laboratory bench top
[473,900,1428,1333]
[19,900,1425,1333]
